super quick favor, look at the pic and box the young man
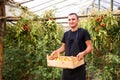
[51,13,93,80]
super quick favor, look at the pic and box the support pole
[98,0,100,11]
[111,0,113,11]
[0,0,5,80]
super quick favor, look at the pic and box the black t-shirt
[62,28,91,56]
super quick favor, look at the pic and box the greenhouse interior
[0,0,120,80]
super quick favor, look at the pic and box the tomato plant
[80,11,120,80]
[3,9,64,80]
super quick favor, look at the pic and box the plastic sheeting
[13,0,120,17]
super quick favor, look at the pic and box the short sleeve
[61,31,69,43]
[83,30,91,41]
[61,33,66,43]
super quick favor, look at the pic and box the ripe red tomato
[95,27,99,31]
[96,17,101,22]
[23,25,29,31]
[101,15,104,19]
[100,22,106,28]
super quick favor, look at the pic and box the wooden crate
[47,55,85,69]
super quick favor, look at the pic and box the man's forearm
[82,46,93,56]
[55,46,65,53]
[54,43,65,54]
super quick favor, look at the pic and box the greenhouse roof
[13,0,120,17]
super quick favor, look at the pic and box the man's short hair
[68,13,79,20]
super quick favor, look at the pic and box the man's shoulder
[78,28,85,31]
[78,28,88,33]
[64,30,71,34]
[78,28,85,32]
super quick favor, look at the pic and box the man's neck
[70,27,78,32]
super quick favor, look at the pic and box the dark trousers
[62,64,86,80]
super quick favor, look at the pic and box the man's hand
[77,40,93,61]
[49,51,60,60]
[76,52,85,61]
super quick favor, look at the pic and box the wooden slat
[0,13,120,21]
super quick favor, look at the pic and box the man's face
[68,15,79,28]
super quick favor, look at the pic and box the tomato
[95,27,99,31]
[100,22,106,28]
[96,17,101,22]
[101,15,104,19]
[23,25,29,31]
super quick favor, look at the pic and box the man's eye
[72,19,75,20]
[68,19,75,21]
[68,19,71,21]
